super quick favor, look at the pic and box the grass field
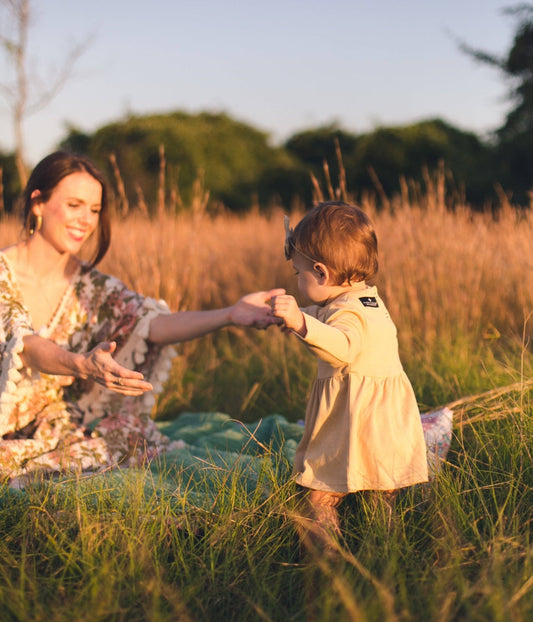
[0,181,532,621]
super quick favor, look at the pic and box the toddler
[271,201,428,549]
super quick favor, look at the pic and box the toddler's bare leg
[363,489,399,532]
[296,487,347,555]
[295,488,347,619]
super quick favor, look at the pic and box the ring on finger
[117,377,123,386]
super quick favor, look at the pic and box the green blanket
[1,412,305,509]
[151,412,304,505]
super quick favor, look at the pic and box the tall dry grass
[99,202,533,344]
[2,182,532,416]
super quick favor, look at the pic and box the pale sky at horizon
[0,0,519,165]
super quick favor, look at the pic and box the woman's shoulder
[0,244,17,257]
[78,264,144,304]
[0,245,19,267]
[0,246,18,280]
[79,263,123,287]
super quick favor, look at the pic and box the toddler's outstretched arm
[271,294,307,336]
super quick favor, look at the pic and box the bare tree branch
[25,36,92,116]
[503,3,533,18]
[0,0,91,186]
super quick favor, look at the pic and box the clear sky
[0,0,518,165]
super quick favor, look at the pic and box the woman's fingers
[91,372,153,395]
[86,342,153,394]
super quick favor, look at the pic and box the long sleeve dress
[293,285,429,492]
[0,252,177,480]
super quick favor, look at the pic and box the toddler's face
[292,252,330,304]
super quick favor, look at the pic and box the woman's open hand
[229,288,286,329]
[80,341,153,395]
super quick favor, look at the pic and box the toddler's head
[286,201,378,285]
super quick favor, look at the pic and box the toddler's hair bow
[284,215,294,260]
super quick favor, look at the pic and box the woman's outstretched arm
[147,289,285,346]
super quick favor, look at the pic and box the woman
[0,151,282,480]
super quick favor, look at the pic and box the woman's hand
[270,294,307,336]
[229,288,286,328]
[80,341,153,396]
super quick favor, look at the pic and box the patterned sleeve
[68,268,178,424]
[0,256,35,420]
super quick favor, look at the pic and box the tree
[350,119,492,204]
[458,3,533,140]
[0,149,19,214]
[458,4,533,202]
[0,0,87,187]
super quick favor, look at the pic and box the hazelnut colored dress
[293,284,428,492]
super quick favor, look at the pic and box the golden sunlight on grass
[2,200,532,348]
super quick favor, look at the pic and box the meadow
[0,177,532,621]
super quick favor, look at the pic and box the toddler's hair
[287,201,378,284]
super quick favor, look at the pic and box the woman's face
[33,172,102,255]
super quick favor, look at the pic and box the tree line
[0,110,526,216]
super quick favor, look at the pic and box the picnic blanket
[0,408,453,509]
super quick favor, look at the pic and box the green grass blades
[0,396,531,622]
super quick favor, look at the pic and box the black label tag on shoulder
[360,296,379,308]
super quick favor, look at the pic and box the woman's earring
[30,214,42,236]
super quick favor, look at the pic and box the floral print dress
[0,252,178,481]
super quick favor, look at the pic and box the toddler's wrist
[293,313,307,337]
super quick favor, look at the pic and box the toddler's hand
[270,295,307,336]
[229,288,285,328]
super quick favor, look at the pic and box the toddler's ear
[313,262,329,283]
